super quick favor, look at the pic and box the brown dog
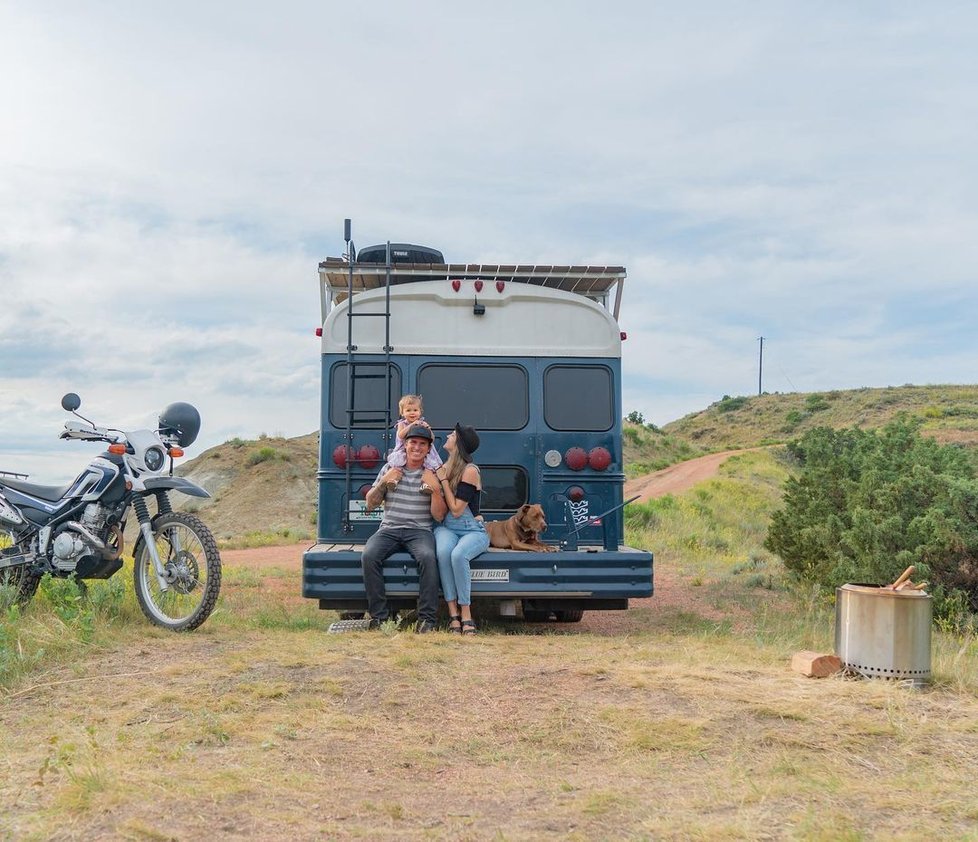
[486,503,557,552]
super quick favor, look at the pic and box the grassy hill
[176,433,319,545]
[660,384,978,450]
[181,384,978,544]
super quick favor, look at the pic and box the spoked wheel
[0,529,40,606]
[133,512,221,631]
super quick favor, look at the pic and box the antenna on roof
[344,218,356,262]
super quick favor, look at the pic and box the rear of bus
[302,256,653,619]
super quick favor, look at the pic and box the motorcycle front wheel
[133,512,222,631]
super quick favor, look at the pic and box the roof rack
[318,258,628,321]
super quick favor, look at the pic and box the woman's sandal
[461,619,477,636]
[448,615,462,634]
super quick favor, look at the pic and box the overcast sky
[2,2,976,482]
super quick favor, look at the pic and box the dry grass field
[4,429,978,839]
[3,564,978,840]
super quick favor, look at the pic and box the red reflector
[451,279,461,292]
[588,447,612,471]
[108,444,126,455]
[620,331,627,341]
[315,327,323,337]
[357,444,381,470]
[564,447,588,471]
[332,445,354,468]
[168,447,184,458]
[568,485,585,502]
[358,484,372,499]
[496,281,505,293]
[474,280,483,292]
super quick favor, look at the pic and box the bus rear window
[545,365,613,431]
[328,363,402,428]
[418,365,528,429]
[480,467,528,511]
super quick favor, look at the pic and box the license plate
[348,501,382,522]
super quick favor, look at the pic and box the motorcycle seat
[1,477,74,502]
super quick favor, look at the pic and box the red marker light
[357,445,381,470]
[474,280,483,292]
[496,281,505,293]
[565,447,588,471]
[588,447,612,471]
[332,445,354,468]
[620,331,627,341]
[451,279,461,292]
[568,485,586,502]
[315,327,323,337]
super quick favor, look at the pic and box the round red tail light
[358,484,372,499]
[588,447,612,471]
[567,485,586,502]
[564,447,588,471]
[357,445,381,470]
[332,445,354,468]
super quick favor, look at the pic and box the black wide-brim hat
[454,423,480,462]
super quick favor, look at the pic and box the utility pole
[757,336,765,396]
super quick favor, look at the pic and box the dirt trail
[624,449,754,503]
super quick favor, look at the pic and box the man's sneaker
[415,619,438,634]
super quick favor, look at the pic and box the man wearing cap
[362,423,447,632]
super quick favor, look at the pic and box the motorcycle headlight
[144,446,166,472]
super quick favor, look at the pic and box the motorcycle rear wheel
[0,530,40,606]
[133,512,222,631]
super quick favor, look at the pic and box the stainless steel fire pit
[835,583,932,686]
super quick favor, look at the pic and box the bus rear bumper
[302,543,653,611]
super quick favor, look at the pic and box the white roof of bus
[320,279,622,358]
[318,258,627,321]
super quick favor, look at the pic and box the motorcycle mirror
[61,393,81,412]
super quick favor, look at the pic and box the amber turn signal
[169,447,184,458]
[108,444,127,455]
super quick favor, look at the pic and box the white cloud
[2,1,978,479]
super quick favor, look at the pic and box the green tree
[765,417,978,608]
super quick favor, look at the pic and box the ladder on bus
[341,221,395,533]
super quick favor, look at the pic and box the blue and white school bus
[301,233,653,622]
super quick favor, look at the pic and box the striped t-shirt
[374,466,433,531]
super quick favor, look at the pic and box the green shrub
[717,395,749,413]
[247,446,283,466]
[804,394,829,413]
[765,417,978,613]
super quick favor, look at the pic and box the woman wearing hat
[433,423,488,635]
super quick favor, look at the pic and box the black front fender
[142,477,211,499]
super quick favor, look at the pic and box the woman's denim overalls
[434,506,489,606]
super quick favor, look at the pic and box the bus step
[327,618,373,634]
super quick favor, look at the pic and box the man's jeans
[361,526,439,623]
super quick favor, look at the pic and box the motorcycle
[0,394,221,631]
